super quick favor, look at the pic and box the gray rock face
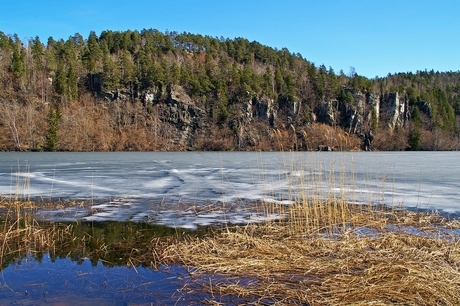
[97,83,414,149]
[315,90,407,133]
[277,96,302,125]
[342,91,365,133]
[417,101,432,119]
[380,92,409,129]
[165,85,205,128]
[243,96,277,127]
[317,100,337,125]
[335,91,380,134]
[367,92,380,121]
[252,96,277,127]
[144,91,155,104]
[168,85,192,105]
[149,85,207,147]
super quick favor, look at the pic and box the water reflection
[1,254,189,305]
[0,219,210,305]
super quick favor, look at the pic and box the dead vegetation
[162,202,460,305]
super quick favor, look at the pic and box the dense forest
[0,29,459,151]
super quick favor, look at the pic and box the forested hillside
[0,29,459,151]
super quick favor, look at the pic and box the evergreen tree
[274,67,284,94]
[0,31,12,50]
[285,73,296,101]
[170,62,181,85]
[67,62,78,100]
[102,42,120,90]
[408,106,421,150]
[370,105,378,135]
[47,103,61,151]
[262,67,274,96]
[82,31,102,90]
[30,36,45,73]
[11,46,25,79]
[55,59,67,96]
[119,50,136,82]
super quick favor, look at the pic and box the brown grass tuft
[163,204,460,305]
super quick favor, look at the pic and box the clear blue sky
[1,0,459,78]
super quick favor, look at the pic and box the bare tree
[0,102,21,150]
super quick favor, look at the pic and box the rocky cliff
[96,85,414,151]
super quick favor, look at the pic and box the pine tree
[408,106,421,150]
[55,59,67,96]
[67,62,78,100]
[11,47,25,79]
[47,103,61,151]
[82,31,102,90]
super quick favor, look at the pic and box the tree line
[0,29,459,151]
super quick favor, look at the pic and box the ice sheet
[1,151,459,228]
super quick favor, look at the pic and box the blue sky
[1,0,459,78]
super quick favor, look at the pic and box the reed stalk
[160,153,460,305]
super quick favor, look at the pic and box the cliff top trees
[10,34,26,89]
[0,28,458,104]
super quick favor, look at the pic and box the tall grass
[263,152,388,237]
[0,164,73,274]
[162,152,460,305]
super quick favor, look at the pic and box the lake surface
[1,151,459,228]
[0,253,189,305]
[1,151,459,304]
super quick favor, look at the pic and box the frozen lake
[1,151,459,228]
[0,151,459,304]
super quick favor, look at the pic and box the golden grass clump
[0,200,82,269]
[162,202,460,305]
[0,214,69,271]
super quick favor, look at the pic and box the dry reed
[155,153,460,304]
[162,201,460,305]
